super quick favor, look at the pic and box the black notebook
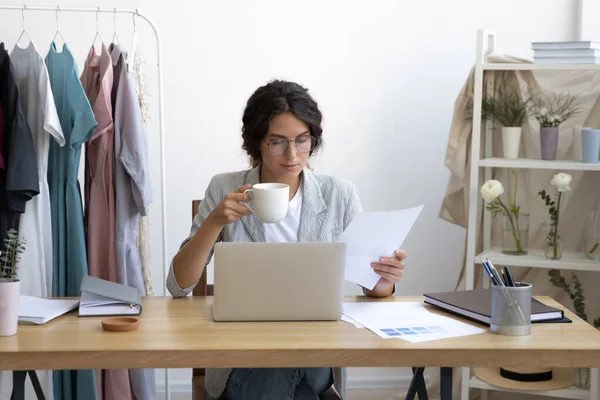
[423,289,568,325]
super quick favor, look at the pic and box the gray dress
[110,44,156,400]
[166,165,363,399]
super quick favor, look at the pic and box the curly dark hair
[241,79,323,167]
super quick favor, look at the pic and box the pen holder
[490,282,532,336]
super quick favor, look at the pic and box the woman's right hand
[208,184,254,227]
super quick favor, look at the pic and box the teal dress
[45,42,98,400]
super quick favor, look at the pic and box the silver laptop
[212,242,345,322]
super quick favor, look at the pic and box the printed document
[338,205,424,289]
[342,302,486,342]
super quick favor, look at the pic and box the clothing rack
[0,5,171,399]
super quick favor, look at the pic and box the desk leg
[10,371,26,400]
[28,371,46,400]
[440,367,453,400]
[10,371,46,400]
[405,367,428,400]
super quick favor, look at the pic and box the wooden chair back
[191,200,213,297]
[191,199,213,399]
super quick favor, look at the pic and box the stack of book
[532,41,600,64]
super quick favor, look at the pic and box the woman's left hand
[371,249,406,284]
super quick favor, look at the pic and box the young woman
[167,79,407,400]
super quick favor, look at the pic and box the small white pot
[0,280,20,336]
[501,127,522,159]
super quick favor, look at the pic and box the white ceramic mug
[243,183,289,223]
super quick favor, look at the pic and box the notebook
[79,276,142,317]
[18,296,80,324]
[423,289,564,325]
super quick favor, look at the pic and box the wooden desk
[1,296,599,398]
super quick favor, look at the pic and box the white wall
[0,0,584,396]
[582,0,600,40]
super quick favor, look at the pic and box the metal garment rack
[0,5,171,399]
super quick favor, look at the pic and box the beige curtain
[427,53,600,400]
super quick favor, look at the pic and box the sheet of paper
[343,302,486,342]
[19,296,80,324]
[338,205,424,289]
[341,314,364,328]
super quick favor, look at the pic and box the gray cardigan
[166,165,362,399]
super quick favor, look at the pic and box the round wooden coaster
[101,317,140,332]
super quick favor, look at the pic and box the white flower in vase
[551,172,572,192]
[480,180,504,203]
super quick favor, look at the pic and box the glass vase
[574,367,590,389]
[545,218,562,260]
[545,238,562,260]
[502,214,529,255]
[584,210,600,261]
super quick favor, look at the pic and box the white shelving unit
[470,376,591,400]
[479,158,600,172]
[484,63,600,71]
[461,29,600,400]
[475,248,600,272]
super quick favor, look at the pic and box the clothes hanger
[129,9,138,62]
[15,6,32,48]
[51,6,66,50]
[91,7,104,53]
[111,7,120,45]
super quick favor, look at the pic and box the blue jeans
[223,368,334,400]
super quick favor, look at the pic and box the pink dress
[81,43,132,400]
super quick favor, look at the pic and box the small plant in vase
[538,173,571,260]
[587,240,599,261]
[480,171,529,255]
[0,228,26,337]
[481,85,531,159]
[584,210,600,261]
[548,269,600,388]
[530,92,580,160]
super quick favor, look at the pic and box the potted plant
[480,171,528,255]
[530,92,580,160]
[0,229,26,337]
[584,210,600,261]
[481,85,531,159]
[538,173,571,260]
[548,269,600,388]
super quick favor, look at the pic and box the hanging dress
[110,43,156,400]
[0,42,40,399]
[80,43,132,400]
[130,40,154,296]
[0,40,41,400]
[0,42,39,250]
[45,41,98,400]
[9,39,65,400]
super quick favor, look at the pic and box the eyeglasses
[263,135,315,156]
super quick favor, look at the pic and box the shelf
[478,158,600,172]
[474,248,600,272]
[483,63,600,71]
[470,376,589,399]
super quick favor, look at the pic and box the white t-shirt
[264,183,303,243]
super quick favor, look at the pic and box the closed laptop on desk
[212,242,345,322]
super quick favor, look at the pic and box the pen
[503,266,516,287]
[480,258,499,285]
[500,270,509,286]
[485,258,505,287]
